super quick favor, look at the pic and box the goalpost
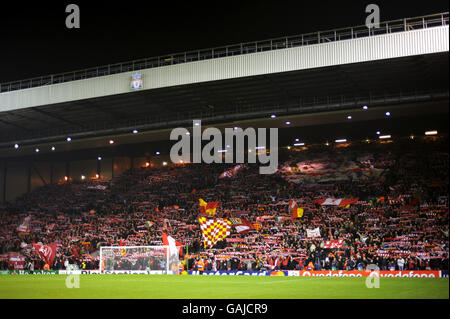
[99,246,179,274]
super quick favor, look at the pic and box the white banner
[306,227,321,238]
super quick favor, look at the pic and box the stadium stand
[0,136,448,272]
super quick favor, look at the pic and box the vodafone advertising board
[287,270,441,277]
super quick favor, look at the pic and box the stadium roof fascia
[0,12,448,93]
[0,88,447,148]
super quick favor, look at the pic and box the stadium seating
[0,137,448,272]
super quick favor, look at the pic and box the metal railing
[0,12,448,93]
[0,88,447,146]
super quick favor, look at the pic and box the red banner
[323,239,344,249]
[33,243,57,266]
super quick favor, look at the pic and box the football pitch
[0,275,448,299]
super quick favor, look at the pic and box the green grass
[0,275,448,299]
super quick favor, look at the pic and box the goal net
[99,246,179,274]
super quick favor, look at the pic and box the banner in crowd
[314,198,359,207]
[198,217,231,248]
[323,239,344,249]
[229,218,255,234]
[32,243,57,266]
[8,256,25,270]
[306,227,321,238]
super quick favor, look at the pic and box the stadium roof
[1,99,447,161]
[0,13,448,158]
[1,12,448,93]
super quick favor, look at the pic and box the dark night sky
[0,0,448,83]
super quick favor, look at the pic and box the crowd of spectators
[0,137,448,273]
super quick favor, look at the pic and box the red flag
[32,243,57,266]
[162,232,184,257]
[229,218,255,234]
[199,199,219,216]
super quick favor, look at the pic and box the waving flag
[199,199,219,216]
[289,200,304,218]
[198,217,231,248]
[229,218,255,234]
[313,198,359,207]
[145,221,154,229]
[32,243,57,266]
[162,232,184,257]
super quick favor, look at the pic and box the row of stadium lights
[12,129,163,157]
[289,130,439,147]
[12,112,440,154]
[13,110,434,181]
[285,130,439,149]
[62,129,164,181]
[271,105,384,124]
[269,106,439,147]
